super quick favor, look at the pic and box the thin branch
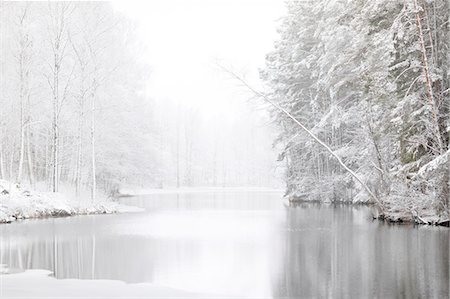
[218,64,385,211]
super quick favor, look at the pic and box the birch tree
[45,2,73,192]
[13,4,35,185]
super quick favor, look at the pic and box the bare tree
[68,27,92,197]
[14,5,33,184]
[45,2,73,192]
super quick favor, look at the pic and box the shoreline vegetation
[2,180,448,226]
[261,0,449,226]
[286,197,450,227]
[0,180,142,224]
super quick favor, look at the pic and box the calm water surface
[1,191,449,298]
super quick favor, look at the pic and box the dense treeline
[0,2,155,197]
[262,0,449,220]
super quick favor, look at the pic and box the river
[1,191,448,298]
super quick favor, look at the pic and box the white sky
[112,0,285,121]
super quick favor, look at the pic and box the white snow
[417,149,450,178]
[0,269,212,298]
[0,180,142,224]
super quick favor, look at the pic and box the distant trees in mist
[0,2,280,197]
[151,98,281,189]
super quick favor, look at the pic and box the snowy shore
[0,180,142,224]
[376,207,449,226]
[0,268,211,298]
[286,197,449,227]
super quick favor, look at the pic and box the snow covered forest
[262,0,449,222]
[0,2,153,198]
[0,0,448,224]
[0,2,279,202]
[1,1,449,297]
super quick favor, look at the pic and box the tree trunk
[413,0,444,154]
[17,106,25,183]
[90,86,96,203]
[44,130,50,188]
[0,142,5,180]
[75,110,83,197]
[0,104,4,180]
[52,72,59,192]
[26,124,34,186]
[17,53,25,183]
[176,102,180,188]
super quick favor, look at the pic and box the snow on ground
[0,269,214,298]
[0,180,142,224]
[119,186,284,196]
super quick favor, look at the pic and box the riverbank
[1,191,448,298]
[0,180,142,224]
[377,206,449,227]
[285,197,450,227]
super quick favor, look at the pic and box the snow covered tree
[0,2,163,197]
[262,0,449,220]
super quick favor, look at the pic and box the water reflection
[272,203,449,298]
[1,192,448,298]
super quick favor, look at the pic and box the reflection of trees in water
[0,201,448,297]
[1,192,281,284]
[271,204,449,298]
[0,216,166,283]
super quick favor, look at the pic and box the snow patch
[0,269,212,298]
[0,180,143,224]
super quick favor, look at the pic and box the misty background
[0,0,285,195]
